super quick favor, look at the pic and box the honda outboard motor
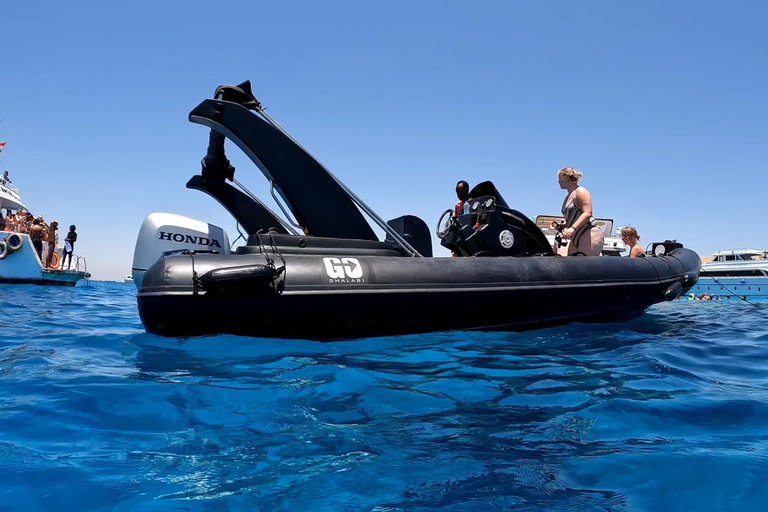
[437,181,553,257]
[131,212,230,288]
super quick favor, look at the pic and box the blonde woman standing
[620,226,645,258]
[557,167,604,256]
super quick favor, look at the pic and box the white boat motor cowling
[131,212,230,287]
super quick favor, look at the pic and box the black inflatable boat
[133,81,700,340]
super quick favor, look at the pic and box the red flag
[0,142,5,153]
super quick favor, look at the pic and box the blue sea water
[1,282,767,511]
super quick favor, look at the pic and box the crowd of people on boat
[1,208,78,269]
[452,167,646,257]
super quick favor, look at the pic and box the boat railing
[74,254,88,272]
[75,254,91,286]
[72,254,91,285]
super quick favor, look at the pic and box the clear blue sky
[2,0,766,281]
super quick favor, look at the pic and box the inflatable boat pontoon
[132,81,700,340]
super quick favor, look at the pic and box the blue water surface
[1,281,767,511]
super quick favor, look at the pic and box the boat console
[437,181,554,257]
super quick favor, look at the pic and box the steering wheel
[436,209,456,239]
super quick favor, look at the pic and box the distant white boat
[688,248,768,298]
[124,275,133,283]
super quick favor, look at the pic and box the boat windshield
[535,215,615,237]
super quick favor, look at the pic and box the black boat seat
[238,233,402,257]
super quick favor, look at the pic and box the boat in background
[0,150,90,286]
[535,214,627,256]
[689,248,768,298]
[124,274,133,283]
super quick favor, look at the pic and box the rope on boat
[229,222,246,251]
[253,230,287,293]
[186,250,201,296]
[697,269,757,306]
